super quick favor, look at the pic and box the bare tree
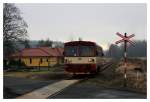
[3,3,28,58]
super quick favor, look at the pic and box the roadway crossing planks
[16,79,80,99]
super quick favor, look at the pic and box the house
[10,47,64,67]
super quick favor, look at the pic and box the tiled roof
[11,47,64,57]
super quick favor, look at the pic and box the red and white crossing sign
[115,32,135,87]
[115,32,135,45]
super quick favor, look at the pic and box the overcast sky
[15,3,146,50]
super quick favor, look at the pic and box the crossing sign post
[115,32,135,87]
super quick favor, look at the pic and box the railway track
[100,61,114,72]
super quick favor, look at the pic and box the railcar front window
[79,46,95,56]
[65,46,78,56]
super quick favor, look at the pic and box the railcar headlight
[68,59,72,62]
[88,58,95,62]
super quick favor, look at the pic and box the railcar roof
[65,41,96,46]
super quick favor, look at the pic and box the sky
[15,3,147,50]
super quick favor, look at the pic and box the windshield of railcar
[65,46,78,56]
[79,46,95,56]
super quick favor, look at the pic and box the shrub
[8,59,26,70]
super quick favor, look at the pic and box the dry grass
[84,59,147,94]
[4,66,67,80]
[4,70,50,78]
[116,58,147,94]
[126,72,146,94]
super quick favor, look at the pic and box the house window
[30,58,32,64]
[61,58,64,63]
[40,58,43,63]
[47,58,49,62]
[18,58,21,62]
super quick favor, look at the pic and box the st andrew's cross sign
[115,32,135,45]
[115,32,135,87]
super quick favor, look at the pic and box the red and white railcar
[64,41,105,74]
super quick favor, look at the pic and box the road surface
[49,82,146,99]
[4,76,60,98]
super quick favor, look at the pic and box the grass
[3,64,70,81]
[4,70,50,78]
[114,59,147,94]
[4,65,65,80]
